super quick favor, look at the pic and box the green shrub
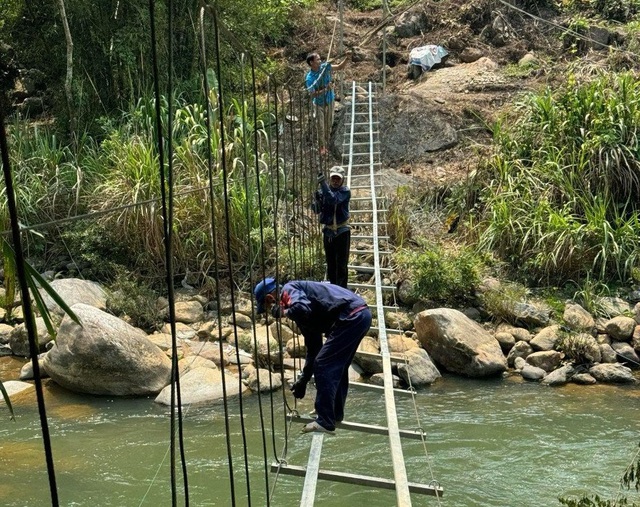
[557,333,600,365]
[479,282,528,323]
[106,275,162,332]
[395,240,484,304]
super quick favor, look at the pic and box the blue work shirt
[306,62,334,107]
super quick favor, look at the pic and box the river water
[2,355,639,507]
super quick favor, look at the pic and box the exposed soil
[280,0,610,187]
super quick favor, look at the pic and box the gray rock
[507,341,533,367]
[173,301,204,324]
[40,278,107,316]
[513,356,527,370]
[599,343,617,363]
[9,317,54,358]
[495,331,516,352]
[245,368,282,393]
[541,364,575,386]
[155,367,247,405]
[563,302,595,332]
[511,302,551,327]
[605,316,636,341]
[526,350,563,372]
[0,323,14,345]
[530,325,562,351]
[414,308,507,377]
[589,363,635,383]
[597,297,630,317]
[521,363,546,381]
[0,380,34,405]
[396,348,441,386]
[611,342,640,367]
[44,303,171,396]
[572,373,597,385]
[353,336,382,375]
[18,355,48,380]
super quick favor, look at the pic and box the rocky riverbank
[1,276,638,412]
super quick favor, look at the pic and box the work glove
[271,304,283,319]
[317,172,325,184]
[290,376,308,399]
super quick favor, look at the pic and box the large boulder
[40,278,107,316]
[154,367,247,405]
[43,304,171,396]
[414,308,507,377]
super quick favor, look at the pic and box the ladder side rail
[368,81,412,506]
[300,433,324,507]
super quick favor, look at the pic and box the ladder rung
[354,350,408,363]
[369,326,404,335]
[270,462,443,497]
[351,235,390,240]
[350,209,388,214]
[351,249,392,254]
[348,282,396,290]
[350,141,380,146]
[348,162,382,167]
[348,265,393,274]
[289,414,422,439]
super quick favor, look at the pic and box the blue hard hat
[254,277,277,314]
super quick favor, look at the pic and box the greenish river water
[2,355,639,507]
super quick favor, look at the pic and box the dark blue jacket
[277,280,367,380]
[317,181,350,238]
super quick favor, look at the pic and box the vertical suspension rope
[211,10,253,506]
[249,55,278,507]
[0,104,60,507]
[148,0,189,504]
[198,7,237,505]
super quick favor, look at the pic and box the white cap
[329,166,345,180]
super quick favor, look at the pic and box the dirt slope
[280,0,583,186]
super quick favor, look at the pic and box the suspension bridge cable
[0,100,60,507]
[198,7,238,505]
[264,75,283,463]
[239,51,273,506]
[148,0,190,503]
[210,8,254,506]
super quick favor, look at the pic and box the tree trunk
[57,0,74,142]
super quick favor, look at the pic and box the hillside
[279,0,625,187]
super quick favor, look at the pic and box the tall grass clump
[84,94,284,281]
[470,71,640,284]
[395,239,485,304]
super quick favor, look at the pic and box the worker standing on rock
[305,51,349,156]
[254,277,371,433]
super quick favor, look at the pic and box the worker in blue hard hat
[254,277,371,433]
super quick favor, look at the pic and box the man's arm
[301,330,323,381]
[331,50,354,71]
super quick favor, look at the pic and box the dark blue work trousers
[323,229,350,288]
[314,307,372,431]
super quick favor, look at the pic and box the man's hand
[290,376,308,399]
[271,304,283,319]
[317,172,325,183]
